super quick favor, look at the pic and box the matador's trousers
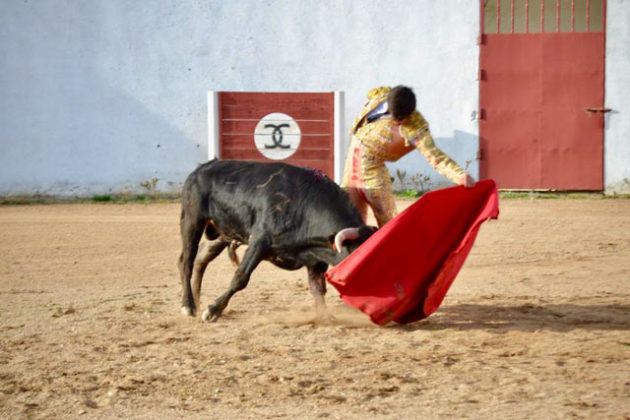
[341,136,397,228]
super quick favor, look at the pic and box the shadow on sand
[391,303,630,332]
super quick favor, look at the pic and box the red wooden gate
[212,92,336,179]
[479,0,607,190]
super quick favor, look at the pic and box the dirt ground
[0,197,629,419]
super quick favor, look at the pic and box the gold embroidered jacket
[347,86,465,185]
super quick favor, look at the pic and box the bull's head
[331,225,378,256]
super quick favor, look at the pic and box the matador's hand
[460,173,476,188]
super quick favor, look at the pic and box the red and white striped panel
[208,91,343,181]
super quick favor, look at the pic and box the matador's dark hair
[388,85,416,121]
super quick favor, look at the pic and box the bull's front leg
[307,263,328,320]
[202,236,270,322]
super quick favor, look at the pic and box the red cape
[326,179,499,325]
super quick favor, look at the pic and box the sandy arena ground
[0,197,629,419]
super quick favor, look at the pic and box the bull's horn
[334,227,360,253]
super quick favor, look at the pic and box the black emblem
[264,123,291,149]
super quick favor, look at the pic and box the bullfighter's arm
[410,129,471,186]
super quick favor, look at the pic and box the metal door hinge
[585,107,612,114]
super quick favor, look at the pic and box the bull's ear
[327,233,337,250]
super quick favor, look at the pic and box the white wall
[1,0,627,196]
[0,0,479,197]
[605,0,630,194]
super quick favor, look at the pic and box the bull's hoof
[201,305,222,322]
[201,309,211,321]
[180,306,196,317]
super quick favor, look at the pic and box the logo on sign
[254,113,301,160]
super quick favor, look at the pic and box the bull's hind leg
[178,214,207,317]
[202,236,270,322]
[307,264,328,320]
[191,240,229,314]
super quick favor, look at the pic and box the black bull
[178,160,377,322]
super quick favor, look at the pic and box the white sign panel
[254,112,301,160]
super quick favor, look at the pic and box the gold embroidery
[347,86,465,184]
[342,86,467,225]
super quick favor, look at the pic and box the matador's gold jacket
[341,86,465,191]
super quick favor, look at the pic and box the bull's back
[195,160,337,202]
[187,160,351,238]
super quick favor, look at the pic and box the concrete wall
[0,0,479,197]
[605,0,630,194]
[0,0,627,196]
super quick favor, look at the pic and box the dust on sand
[1,198,629,419]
